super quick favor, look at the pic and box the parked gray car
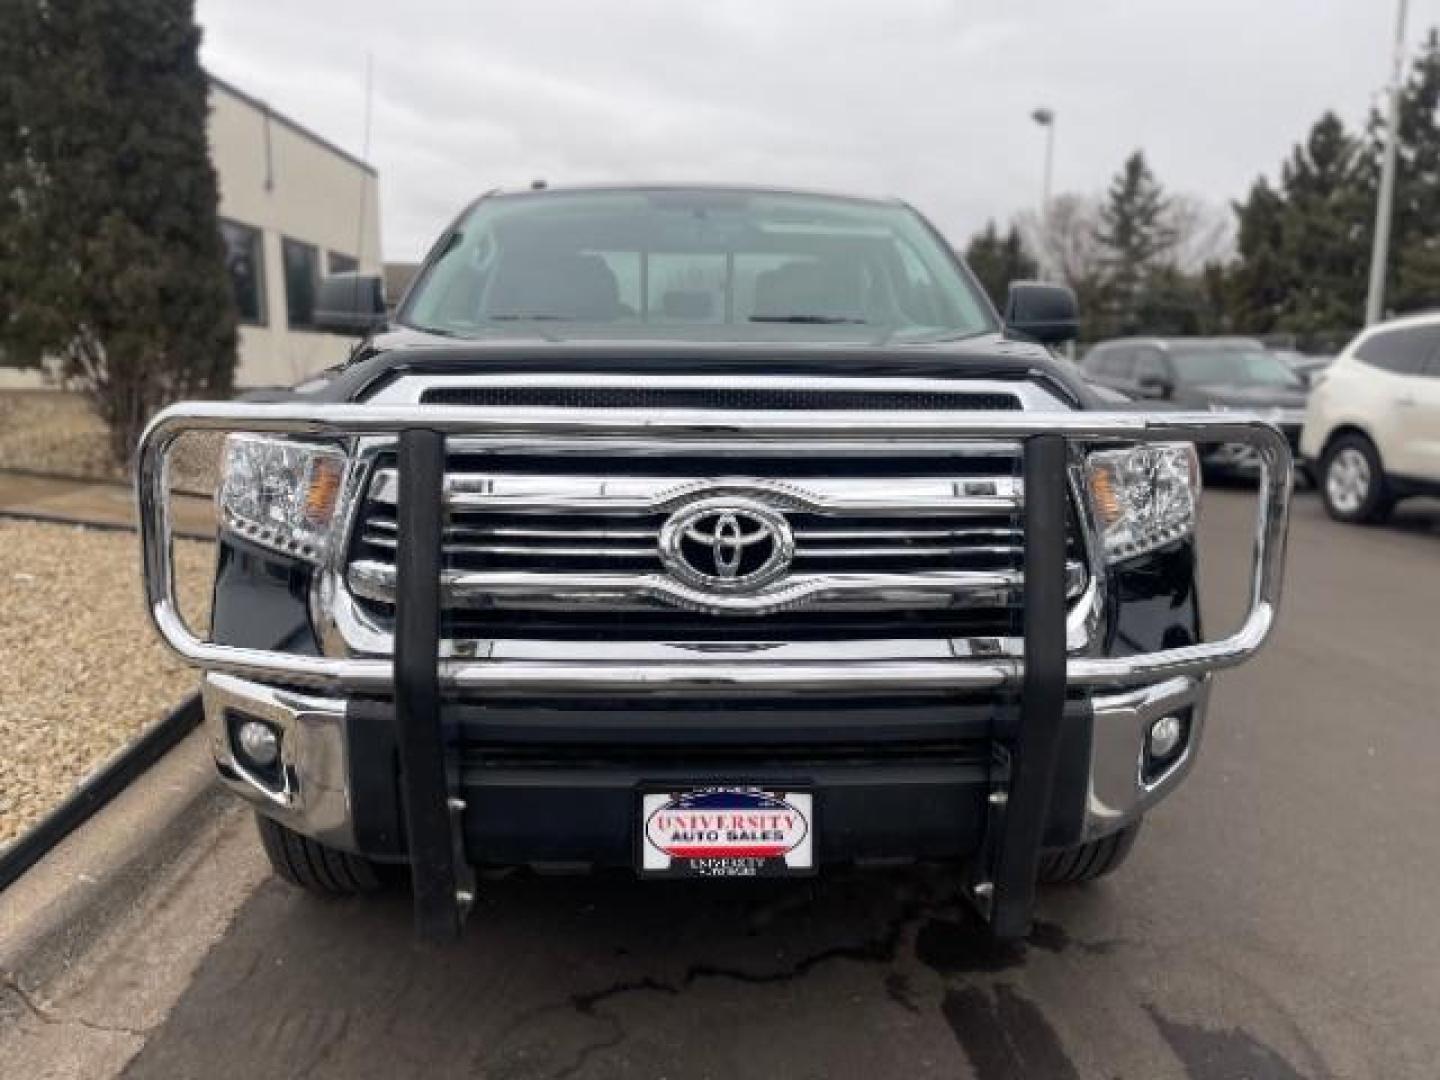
[1081,337,1308,475]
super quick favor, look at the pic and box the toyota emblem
[659,497,794,593]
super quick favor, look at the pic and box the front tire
[1320,434,1393,524]
[1036,821,1142,885]
[255,813,386,898]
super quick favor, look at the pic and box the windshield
[399,189,995,343]
[1171,347,1304,388]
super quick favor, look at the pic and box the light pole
[1031,107,1055,281]
[1365,0,1410,326]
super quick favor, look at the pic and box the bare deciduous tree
[1015,195,1107,293]
[1167,194,1236,274]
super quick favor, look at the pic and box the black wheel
[1036,821,1142,885]
[255,813,386,897]
[1320,433,1393,524]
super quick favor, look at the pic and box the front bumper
[203,670,1211,862]
[142,402,1289,940]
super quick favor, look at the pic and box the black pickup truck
[137,185,1292,940]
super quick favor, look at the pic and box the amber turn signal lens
[1088,464,1122,527]
[303,457,344,528]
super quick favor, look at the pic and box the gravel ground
[0,521,213,844]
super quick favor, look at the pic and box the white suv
[1301,312,1440,523]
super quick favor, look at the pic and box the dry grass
[0,521,214,844]
[0,391,225,494]
[0,391,122,481]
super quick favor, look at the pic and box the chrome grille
[355,510,1035,572]
[344,453,1089,631]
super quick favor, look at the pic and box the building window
[282,237,320,329]
[219,219,266,325]
[327,251,358,276]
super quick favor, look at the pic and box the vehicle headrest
[486,250,622,320]
[662,290,714,319]
[751,260,863,320]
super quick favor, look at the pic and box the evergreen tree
[1395,241,1440,314]
[0,0,236,461]
[1273,112,1372,338]
[1222,112,1372,346]
[1227,178,1291,333]
[1196,261,1232,334]
[963,219,1037,309]
[1094,151,1178,335]
[0,3,45,371]
[1133,265,1207,336]
[1386,29,1440,314]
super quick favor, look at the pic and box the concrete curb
[0,729,264,1080]
[0,508,213,544]
[0,465,129,490]
[0,727,233,990]
[0,465,210,501]
[0,695,203,894]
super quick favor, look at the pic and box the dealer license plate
[638,787,814,878]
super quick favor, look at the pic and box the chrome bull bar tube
[137,402,1292,693]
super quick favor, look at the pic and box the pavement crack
[542,913,913,1080]
[1,969,147,1039]
[547,979,679,1080]
[2,971,54,1025]
[487,893,933,1079]
[679,892,925,987]
[570,975,680,1015]
[548,1021,627,1080]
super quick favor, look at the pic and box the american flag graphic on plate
[640,788,814,878]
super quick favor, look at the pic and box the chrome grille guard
[137,402,1292,695]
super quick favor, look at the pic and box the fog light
[1147,715,1184,760]
[236,720,280,768]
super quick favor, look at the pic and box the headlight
[1085,444,1200,563]
[218,434,348,563]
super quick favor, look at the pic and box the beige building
[210,75,382,387]
[0,76,382,391]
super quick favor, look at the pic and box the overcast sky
[196,0,1438,263]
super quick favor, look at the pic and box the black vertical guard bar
[394,429,463,941]
[988,434,1070,939]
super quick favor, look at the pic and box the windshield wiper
[749,314,868,325]
[488,313,576,321]
[403,322,465,338]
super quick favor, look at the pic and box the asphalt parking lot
[11,487,1440,1079]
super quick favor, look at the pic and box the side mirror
[314,273,387,336]
[1136,373,1175,400]
[1004,281,1078,345]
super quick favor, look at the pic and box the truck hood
[277,329,1101,408]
